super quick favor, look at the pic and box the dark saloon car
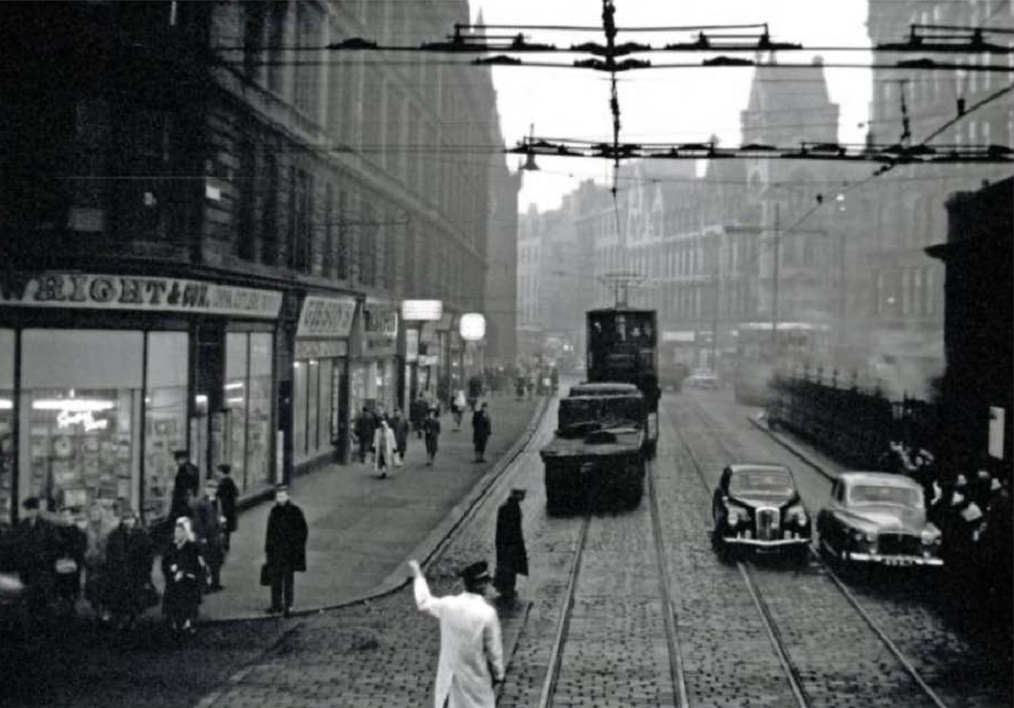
[712,463,812,560]
[816,472,943,569]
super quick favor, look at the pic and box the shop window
[293,360,308,459]
[0,330,13,524]
[225,332,249,491]
[224,332,274,494]
[20,330,143,528]
[247,333,274,489]
[306,360,320,454]
[319,360,333,451]
[144,332,188,524]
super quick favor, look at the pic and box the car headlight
[851,529,877,544]
[726,506,748,526]
[785,504,808,526]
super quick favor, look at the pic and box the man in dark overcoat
[353,407,377,464]
[264,485,308,617]
[12,497,60,623]
[169,450,199,521]
[494,488,528,602]
[472,402,492,463]
[193,480,225,592]
[391,408,410,464]
[215,464,239,553]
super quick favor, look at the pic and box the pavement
[161,393,547,622]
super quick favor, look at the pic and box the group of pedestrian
[353,406,412,478]
[160,451,239,635]
[2,495,158,634]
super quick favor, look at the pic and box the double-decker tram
[585,307,660,451]
[732,321,827,405]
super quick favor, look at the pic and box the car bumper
[846,552,943,567]
[722,536,811,548]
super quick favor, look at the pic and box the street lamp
[460,313,486,401]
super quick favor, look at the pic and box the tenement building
[0,1,516,526]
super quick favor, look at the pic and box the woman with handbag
[161,517,203,636]
[104,507,155,631]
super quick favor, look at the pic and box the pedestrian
[104,507,155,631]
[408,559,505,708]
[263,485,308,618]
[515,376,525,401]
[52,506,87,618]
[452,390,467,431]
[169,450,199,523]
[472,402,492,463]
[391,408,410,466]
[494,488,528,603]
[81,503,110,620]
[193,479,226,592]
[216,464,239,553]
[161,517,204,636]
[12,497,59,626]
[411,393,429,439]
[373,416,397,479]
[353,407,377,464]
[424,407,442,466]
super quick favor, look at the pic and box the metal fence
[767,367,940,469]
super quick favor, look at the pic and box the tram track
[533,454,689,708]
[675,393,949,708]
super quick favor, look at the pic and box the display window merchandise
[0,330,14,521]
[293,358,336,465]
[224,332,274,494]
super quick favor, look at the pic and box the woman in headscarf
[161,516,204,635]
[373,415,397,479]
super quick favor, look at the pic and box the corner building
[0,1,516,527]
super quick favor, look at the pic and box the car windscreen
[848,484,921,508]
[729,470,794,496]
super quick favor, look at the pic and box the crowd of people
[878,441,1012,628]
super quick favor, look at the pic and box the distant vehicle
[586,307,660,454]
[688,368,719,389]
[733,321,827,405]
[540,388,649,514]
[661,362,690,392]
[712,463,812,562]
[816,472,943,569]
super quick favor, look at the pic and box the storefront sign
[363,301,399,338]
[459,313,486,341]
[296,296,357,338]
[2,273,282,319]
[401,299,443,321]
[295,339,347,360]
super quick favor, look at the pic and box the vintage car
[816,471,943,568]
[688,368,719,389]
[712,463,812,560]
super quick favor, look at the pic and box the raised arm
[408,560,442,617]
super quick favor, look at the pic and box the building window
[144,332,188,522]
[225,332,274,494]
[294,2,320,119]
[337,188,350,280]
[267,1,288,96]
[262,153,280,265]
[237,137,256,260]
[323,184,335,276]
[288,169,311,273]
[243,2,266,81]
[0,331,14,520]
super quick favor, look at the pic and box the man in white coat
[408,559,505,708]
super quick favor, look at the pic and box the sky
[471,0,874,212]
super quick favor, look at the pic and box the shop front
[291,295,356,470]
[350,298,399,418]
[0,272,282,527]
[417,321,439,400]
[434,313,454,405]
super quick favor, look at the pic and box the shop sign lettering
[1,273,282,319]
[296,296,356,338]
[57,410,109,432]
[363,304,399,338]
